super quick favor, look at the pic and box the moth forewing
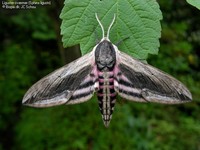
[22,51,96,107]
[113,47,192,104]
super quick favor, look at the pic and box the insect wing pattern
[22,14,192,127]
[113,45,192,104]
[23,51,96,107]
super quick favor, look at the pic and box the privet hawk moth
[22,14,192,127]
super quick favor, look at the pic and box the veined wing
[114,47,192,104]
[22,51,96,107]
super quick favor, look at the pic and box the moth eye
[107,62,114,68]
[97,63,104,70]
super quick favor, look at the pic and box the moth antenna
[106,13,116,39]
[95,13,105,39]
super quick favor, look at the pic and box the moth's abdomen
[97,71,116,127]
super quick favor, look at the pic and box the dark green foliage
[0,0,200,150]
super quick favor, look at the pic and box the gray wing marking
[22,51,94,107]
[116,50,192,104]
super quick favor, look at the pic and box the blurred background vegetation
[0,0,200,150]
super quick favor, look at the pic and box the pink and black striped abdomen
[97,71,117,127]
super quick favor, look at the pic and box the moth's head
[95,40,116,70]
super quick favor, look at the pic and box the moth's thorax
[95,40,116,71]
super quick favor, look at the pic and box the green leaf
[186,0,200,10]
[60,0,162,59]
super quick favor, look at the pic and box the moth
[22,14,192,127]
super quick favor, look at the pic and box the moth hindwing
[22,13,192,127]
